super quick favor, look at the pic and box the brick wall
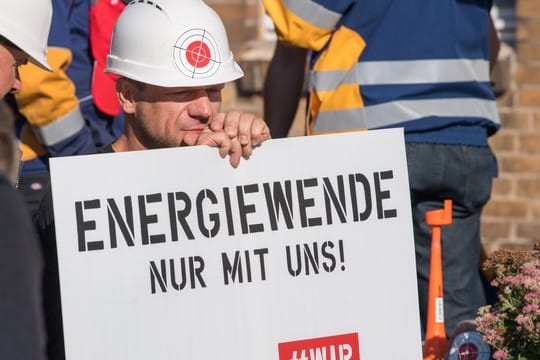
[483,0,540,253]
[206,0,266,113]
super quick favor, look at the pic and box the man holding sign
[35,1,270,359]
[35,1,422,359]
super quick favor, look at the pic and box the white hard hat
[0,0,52,71]
[106,0,244,87]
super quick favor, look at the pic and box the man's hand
[208,111,271,159]
[196,129,242,168]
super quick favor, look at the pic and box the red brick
[534,111,540,129]
[212,4,247,22]
[489,133,516,152]
[209,0,258,3]
[225,25,259,53]
[209,1,262,54]
[227,23,258,42]
[498,110,534,130]
[491,177,513,196]
[516,222,540,243]
[516,64,540,85]
[518,87,540,106]
[519,133,540,153]
[516,178,540,197]
[497,238,537,249]
[530,200,540,218]
[481,220,512,239]
[237,59,270,93]
[516,21,540,42]
[221,83,238,108]
[207,0,246,4]
[516,0,540,19]
[211,3,259,22]
[483,199,528,217]
[498,155,540,173]
[244,3,260,19]
[517,43,540,62]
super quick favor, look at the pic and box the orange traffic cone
[422,199,452,360]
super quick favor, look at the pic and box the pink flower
[522,303,540,314]
[493,349,508,359]
[476,245,540,359]
[524,290,540,302]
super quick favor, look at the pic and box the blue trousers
[405,143,495,337]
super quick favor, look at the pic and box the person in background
[0,0,52,359]
[35,1,270,359]
[263,41,308,138]
[263,0,501,339]
[5,0,126,215]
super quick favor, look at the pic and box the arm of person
[263,41,308,138]
[33,184,65,360]
[489,15,500,74]
[263,0,339,50]
[15,0,97,160]
[0,175,46,360]
[16,48,96,157]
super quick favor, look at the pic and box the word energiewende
[75,170,398,252]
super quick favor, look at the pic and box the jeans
[405,143,495,337]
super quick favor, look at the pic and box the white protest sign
[50,128,422,359]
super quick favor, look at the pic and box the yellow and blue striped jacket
[264,0,500,145]
[12,0,124,175]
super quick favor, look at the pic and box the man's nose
[187,91,213,120]
[9,69,23,94]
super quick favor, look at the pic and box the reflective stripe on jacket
[264,0,499,144]
[14,0,124,174]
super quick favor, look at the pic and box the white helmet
[106,0,244,87]
[0,0,52,71]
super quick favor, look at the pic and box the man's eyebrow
[0,36,22,52]
[14,56,28,65]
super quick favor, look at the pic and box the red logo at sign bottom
[278,332,360,360]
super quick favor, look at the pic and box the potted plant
[475,241,540,359]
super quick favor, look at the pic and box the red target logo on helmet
[173,29,221,79]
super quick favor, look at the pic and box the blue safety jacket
[264,0,500,145]
[10,0,125,176]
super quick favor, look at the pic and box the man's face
[0,42,28,98]
[121,80,224,150]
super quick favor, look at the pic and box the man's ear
[116,78,136,114]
